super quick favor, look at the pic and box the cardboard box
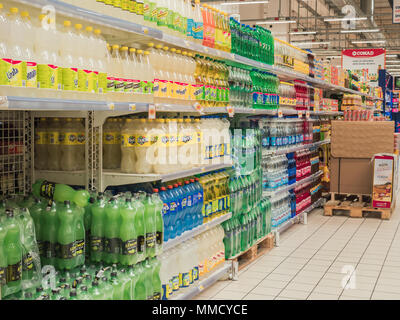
[372,155,398,209]
[330,121,395,195]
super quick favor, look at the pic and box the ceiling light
[387,54,399,58]
[325,55,341,58]
[324,17,367,22]
[289,31,317,35]
[351,40,386,44]
[292,41,330,46]
[220,0,269,5]
[386,61,400,64]
[258,20,297,24]
[340,29,380,33]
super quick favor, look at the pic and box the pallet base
[230,234,275,271]
[324,193,393,220]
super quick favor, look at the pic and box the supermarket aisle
[195,204,400,300]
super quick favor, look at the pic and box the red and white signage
[342,48,386,86]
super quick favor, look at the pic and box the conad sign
[342,49,386,58]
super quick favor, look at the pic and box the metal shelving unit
[263,170,323,198]
[169,263,232,300]
[263,139,331,157]
[163,213,232,252]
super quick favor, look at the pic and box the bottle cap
[74,23,83,30]
[137,49,143,54]
[144,51,150,55]
[94,29,101,35]
[21,11,29,18]
[112,44,120,50]
[129,48,136,53]
[153,188,159,193]
[170,48,176,53]
[64,200,70,205]
[148,42,154,47]
[176,50,182,54]
[52,288,60,294]
[174,183,179,188]
[92,281,99,287]
[10,7,19,14]
[0,4,3,9]
[155,44,163,49]
[81,286,88,292]
[160,187,166,191]
[36,287,43,293]
[70,290,77,297]
[121,46,129,51]
[25,292,33,298]
[163,46,169,51]
[85,26,93,32]
[167,185,173,189]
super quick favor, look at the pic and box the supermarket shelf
[273,197,326,235]
[170,263,231,300]
[263,170,323,198]
[263,139,331,157]
[102,163,233,188]
[34,170,86,186]
[228,232,274,261]
[12,0,382,102]
[163,212,232,252]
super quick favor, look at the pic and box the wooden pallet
[230,233,275,271]
[324,192,393,220]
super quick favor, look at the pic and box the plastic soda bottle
[89,280,105,300]
[90,195,106,263]
[0,220,7,296]
[42,201,58,267]
[119,198,138,266]
[134,193,146,263]
[144,193,156,258]
[57,201,76,270]
[152,189,164,256]
[151,257,162,300]
[104,197,121,264]
[74,205,85,267]
[110,271,124,300]
[134,262,147,300]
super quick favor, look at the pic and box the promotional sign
[372,155,396,209]
[394,0,400,23]
[342,48,386,87]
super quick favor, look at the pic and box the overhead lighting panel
[289,31,317,35]
[351,40,386,44]
[324,17,367,22]
[258,20,297,24]
[340,29,380,33]
[292,41,330,46]
[220,0,269,5]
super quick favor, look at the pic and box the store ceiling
[204,0,400,58]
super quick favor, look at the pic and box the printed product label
[137,235,145,253]
[0,58,10,85]
[48,242,59,258]
[150,3,158,21]
[37,64,51,89]
[157,7,168,26]
[136,134,150,147]
[5,59,24,87]
[26,62,37,88]
[121,238,137,255]
[88,70,97,93]
[0,267,6,285]
[39,180,55,199]
[121,134,136,147]
[172,275,179,291]
[159,80,168,97]
[211,199,218,214]
[113,0,121,8]
[180,272,190,288]
[105,238,121,254]
[35,131,47,145]
[38,240,45,256]
[62,67,78,91]
[23,253,34,271]
[153,291,161,300]
[187,18,194,37]
[7,261,22,282]
[78,69,91,92]
[98,72,107,93]
[75,239,85,257]
[136,0,144,15]
[194,22,204,40]
[90,236,104,252]
[162,284,170,300]
[192,266,199,281]
[146,232,156,249]
[107,77,115,92]
[61,132,85,145]
[129,0,136,12]
[105,0,113,4]
[156,231,163,245]
[48,132,60,145]
[103,131,119,145]
[59,242,76,259]
[121,0,129,10]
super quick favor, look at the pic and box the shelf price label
[129,104,136,111]
[108,103,115,111]
[278,110,283,118]
[298,110,303,118]
[226,105,235,118]
[194,102,205,114]
[142,27,149,34]
[148,104,156,119]
[306,111,310,119]
[199,285,204,291]
[0,96,8,109]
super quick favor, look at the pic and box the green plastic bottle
[127,266,139,300]
[74,205,85,268]
[90,195,106,263]
[119,198,138,266]
[110,271,124,300]
[144,194,156,259]
[42,202,58,267]
[120,268,132,300]
[32,180,90,208]
[152,190,164,256]
[89,280,105,300]
[143,260,154,300]
[84,197,95,260]
[134,263,147,300]
[151,257,162,300]
[78,285,91,300]
[18,208,37,285]
[134,193,146,263]
[57,201,76,270]
[0,218,8,296]
[30,198,45,257]
[99,276,114,300]
[4,209,22,296]
[104,197,121,264]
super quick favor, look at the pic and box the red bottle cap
[185,181,190,184]
[161,187,166,191]
[168,185,173,189]
[174,184,179,188]
[153,188,159,193]
[190,179,195,183]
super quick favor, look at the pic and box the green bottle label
[114,78,125,92]
[75,239,85,257]
[121,239,137,255]
[145,232,156,249]
[98,72,107,93]
[62,67,78,91]
[107,77,115,92]
[78,69,90,92]
[59,242,76,259]
[7,261,22,282]
[105,238,121,254]
[22,253,34,271]
[137,235,145,253]
[39,180,55,199]
[113,0,121,7]
[90,236,104,252]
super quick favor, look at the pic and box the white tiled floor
[194,203,400,300]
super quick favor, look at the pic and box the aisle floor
[195,203,400,300]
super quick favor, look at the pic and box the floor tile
[242,293,276,300]
[257,279,289,289]
[278,289,310,299]
[250,286,282,296]
[307,292,340,300]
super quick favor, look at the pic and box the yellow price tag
[0,96,8,109]
[142,27,149,34]
[129,104,136,111]
[199,285,204,291]
[108,103,115,110]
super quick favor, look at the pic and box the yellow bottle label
[121,0,129,10]
[105,0,113,4]
[136,1,144,15]
[87,71,97,93]
[62,67,78,91]
[78,69,91,92]
[113,0,121,7]
[4,59,24,87]
[180,83,189,100]
[60,132,85,145]
[136,133,151,147]
[159,80,168,97]
[121,134,136,147]
[211,199,218,214]
[35,132,47,145]
[152,79,160,97]
[49,64,60,90]
[103,131,119,145]
[172,276,179,291]
[129,0,136,13]
[98,72,107,94]
[48,132,60,145]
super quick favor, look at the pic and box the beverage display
[227,64,253,109]
[159,226,224,300]
[251,70,279,109]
